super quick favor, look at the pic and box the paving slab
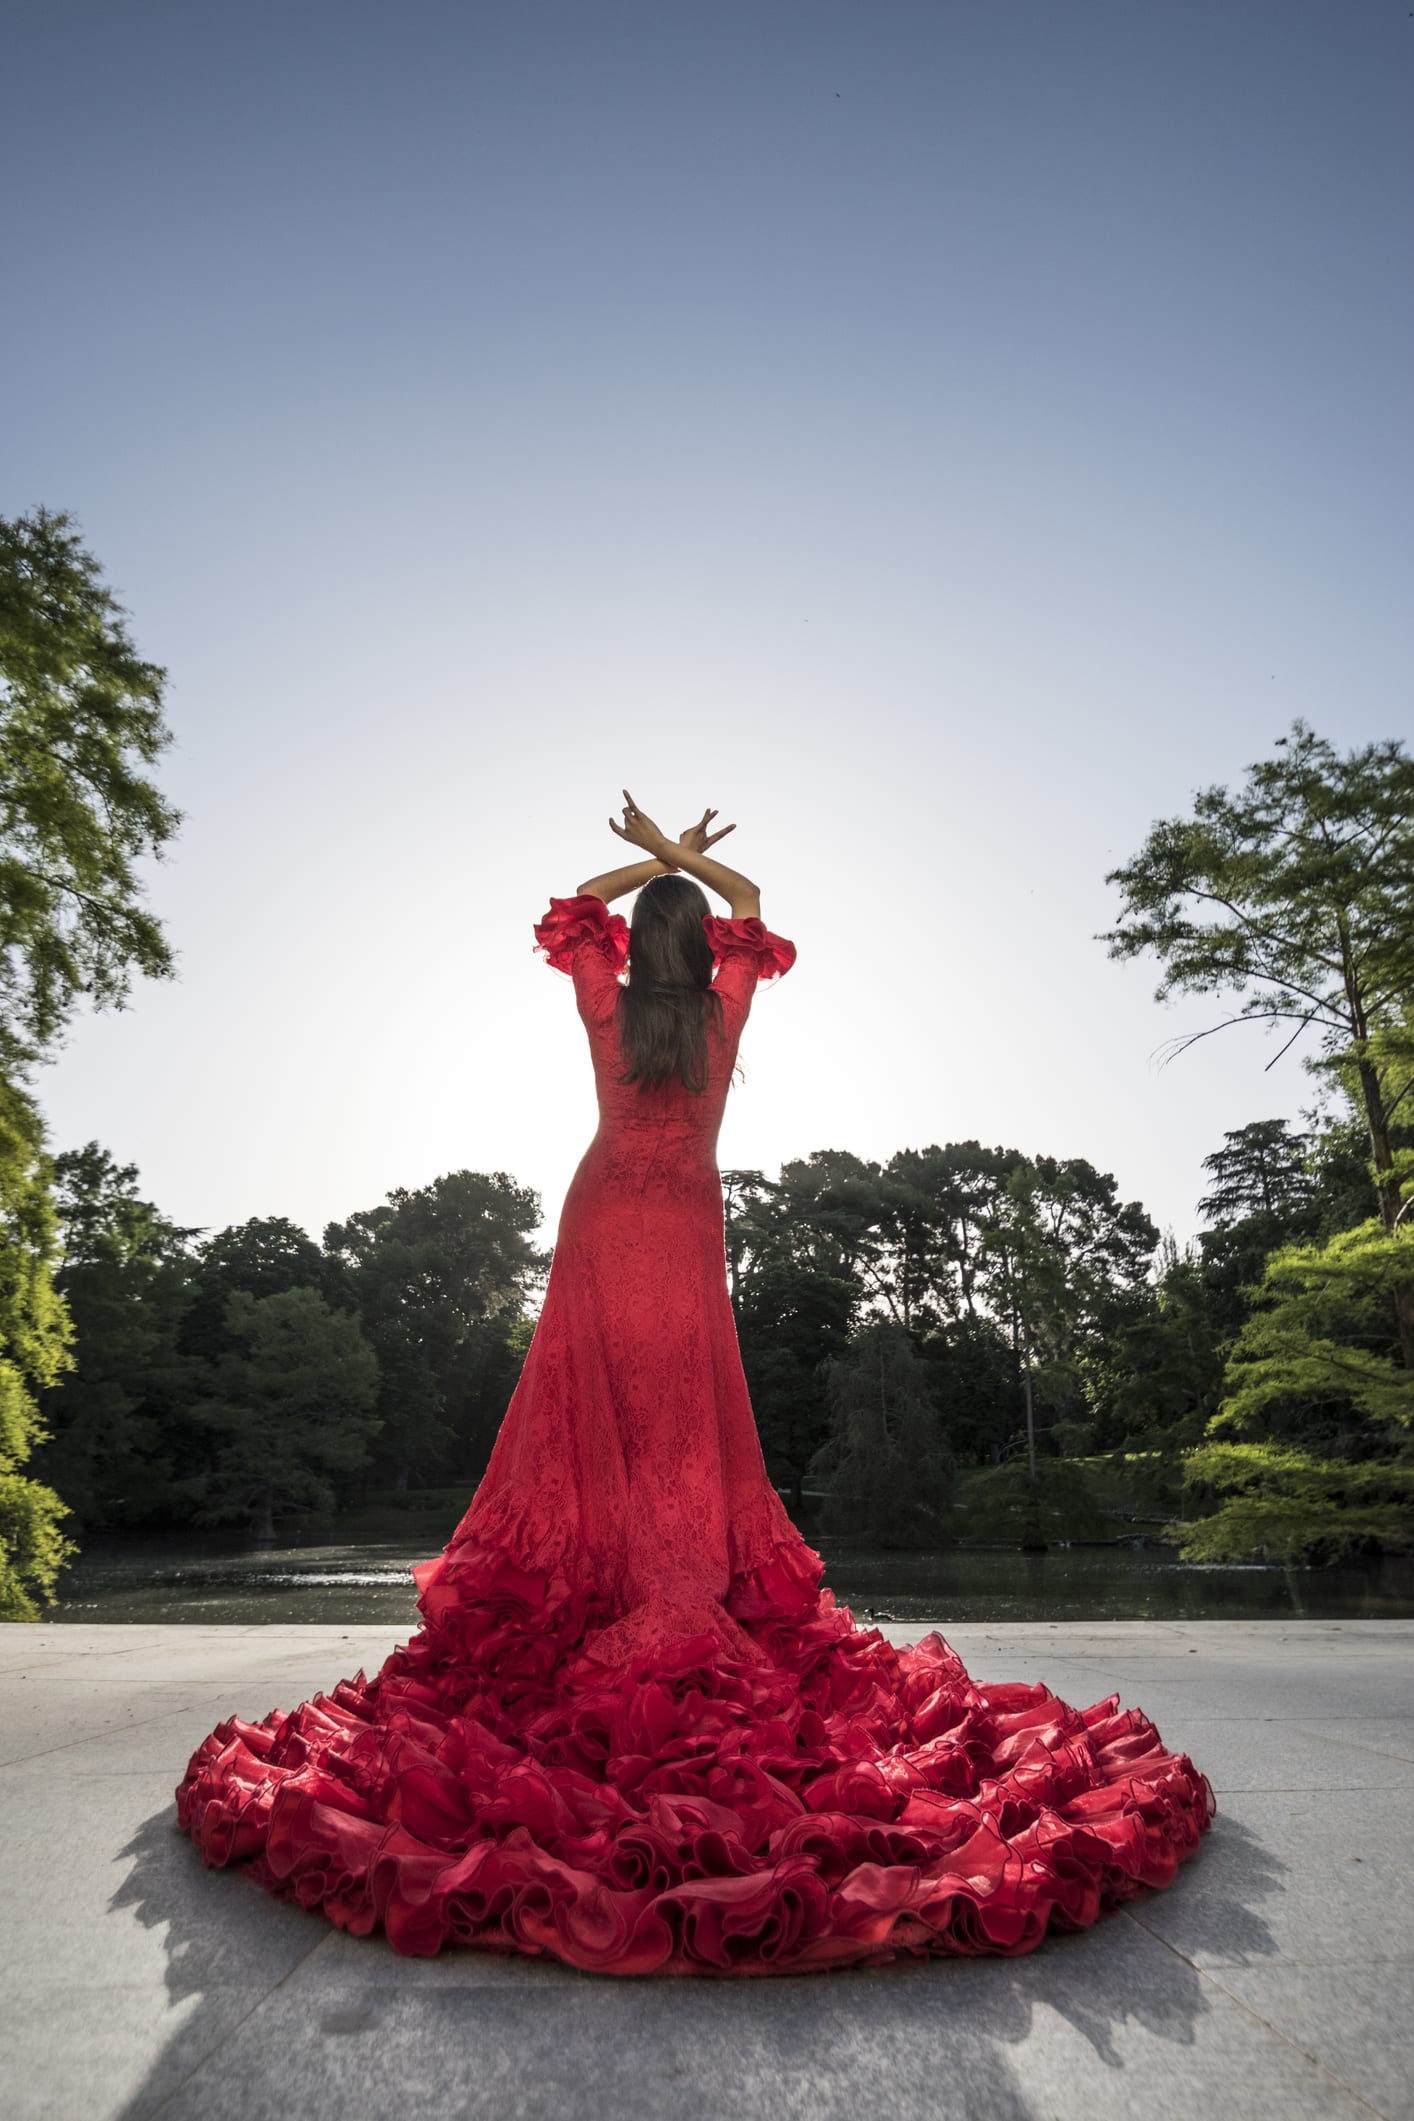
[3,1620,1411,2121]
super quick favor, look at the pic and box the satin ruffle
[175,1533,1214,1975]
[533,896,631,977]
[702,916,798,984]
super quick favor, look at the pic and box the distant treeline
[21,1099,1413,1582]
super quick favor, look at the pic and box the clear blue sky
[4,0,1410,1254]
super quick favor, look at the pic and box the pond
[43,1533,1414,1625]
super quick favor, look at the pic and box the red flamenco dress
[175,896,1214,1974]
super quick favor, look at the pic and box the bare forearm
[657,842,761,919]
[576,858,676,903]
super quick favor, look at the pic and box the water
[44,1533,1414,1625]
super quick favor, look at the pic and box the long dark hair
[616,874,724,1093]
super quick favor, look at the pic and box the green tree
[1218,1220,1413,1431]
[1176,1206,1414,1563]
[179,1217,325,1365]
[1198,1119,1316,1225]
[879,1142,1025,1332]
[324,1170,545,1488]
[1195,1119,1324,1341]
[984,1156,1158,1474]
[0,512,182,1608]
[184,1287,380,1542]
[0,1081,76,1615]
[1103,722,1414,1363]
[812,1321,955,1547]
[736,1254,857,1508]
[31,1143,199,1531]
[0,508,181,1077]
[723,1164,860,1504]
[1175,1442,1414,1565]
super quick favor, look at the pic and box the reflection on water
[44,1531,1414,1625]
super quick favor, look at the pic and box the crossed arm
[576,795,762,921]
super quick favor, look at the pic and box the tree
[179,1217,325,1365]
[184,1287,380,1542]
[324,1171,545,1488]
[735,1253,857,1507]
[31,1143,199,1531]
[1198,1120,1316,1225]
[0,508,180,1077]
[1090,1235,1221,1478]
[0,1080,76,1615]
[983,1156,1158,1475]
[812,1321,955,1547]
[1196,1119,1324,1341]
[1103,722,1414,1364]
[723,1164,860,1502]
[1215,1221,1412,1438]
[880,1142,1025,1331]
[1175,1442,1414,1565]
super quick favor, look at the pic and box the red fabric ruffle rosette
[703,915,797,984]
[534,895,631,977]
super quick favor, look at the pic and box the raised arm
[575,856,677,903]
[609,792,762,920]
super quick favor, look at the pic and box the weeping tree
[0,509,181,1610]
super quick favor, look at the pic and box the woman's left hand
[678,806,737,857]
[609,790,674,860]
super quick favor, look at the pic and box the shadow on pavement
[103,1802,1281,2120]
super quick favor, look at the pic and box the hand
[609,789,674,861]
[677,806,737,858]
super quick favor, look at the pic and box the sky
[2,0,1410,1259]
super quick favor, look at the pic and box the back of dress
[533,893,797,1178]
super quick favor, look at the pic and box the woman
[176,792,1214,1975]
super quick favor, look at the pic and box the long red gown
[175,895,1215,1974]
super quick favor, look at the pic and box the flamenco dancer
[176,792,1214,1974]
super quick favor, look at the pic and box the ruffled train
[175,1527,1215,1975]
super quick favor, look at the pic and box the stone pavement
[2,1620,1411,2121]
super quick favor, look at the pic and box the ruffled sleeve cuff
[533,895,631,976]
[702,915,797,983]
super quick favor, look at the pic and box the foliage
[323,1170,546,1486]
[183,1287,381,1540]
[1213,1219,1414,1439]
[956,1459,1112,1550]
[812,1321,954,1547]
[1198,1119,1317,1227]
[1174,1442,1414,1565]
[1103,720,1414,1360]
[0,1470,77,1619]
[0,1078,76,1615]
[178,1217,324,1365]
[0,508,181,1077]
[31,1143,198,1529]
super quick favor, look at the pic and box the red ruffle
[175,1535,1215,1976]
[703,916,798,984]
[534,896,631,977]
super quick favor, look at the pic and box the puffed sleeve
[703,915,797,983]
[704,915,796,1037]
[534,895,629,1028]
[534,895,631,977]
